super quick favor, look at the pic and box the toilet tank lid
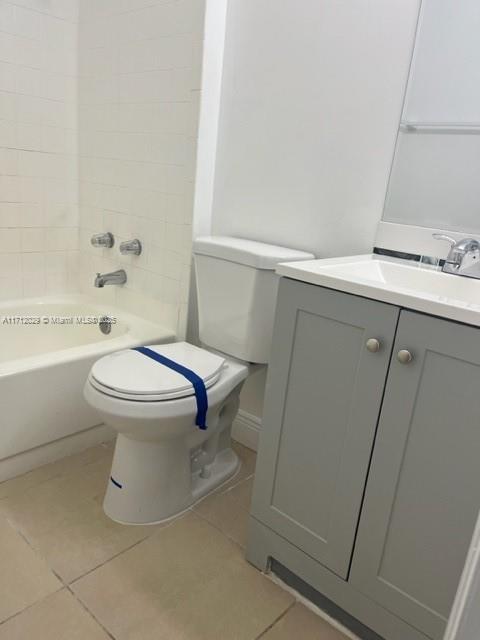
[193,236,315,270]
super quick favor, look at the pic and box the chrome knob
[397,349,413,364]
[366,338,381,353]
[119,239,142,256]
[91,232,114,248]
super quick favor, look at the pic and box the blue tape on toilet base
[132,346,208,430]
[110,476,122,489]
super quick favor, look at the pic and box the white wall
[205,0,421,422]
[210,0,421,258]
[0,1,79,300]
[78,0,205,336]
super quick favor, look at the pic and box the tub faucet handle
[120,239,142,256]
[91,232,114,248]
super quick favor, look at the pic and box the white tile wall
[0,0,80,300]
[78,0,204,336]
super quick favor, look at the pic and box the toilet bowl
[84,236,314,524]
[84,343,248,524]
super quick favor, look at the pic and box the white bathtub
[0,295,175,481]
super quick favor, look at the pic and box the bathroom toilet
[84,236,314,524]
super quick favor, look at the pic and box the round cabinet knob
[366,338,381,353]
[397,349,413,364]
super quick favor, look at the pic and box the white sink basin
[277,254,480,327]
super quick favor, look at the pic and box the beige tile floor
[0,440,350,640]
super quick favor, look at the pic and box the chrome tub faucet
[94,269,127,288]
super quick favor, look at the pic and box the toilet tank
[193,236,314,363]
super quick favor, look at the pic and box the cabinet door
[251,279,399,578]
[350,310,480,640]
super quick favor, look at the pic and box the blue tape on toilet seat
[132,346,208,430]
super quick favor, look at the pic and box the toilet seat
[89,342,226,402]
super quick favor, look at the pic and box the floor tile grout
[0,441,114,496]
[65,584,117,640]
[4,512,67,583]
[222,473,255,494]
[191,507,247,551]
[5,516,36,549]
[68,510,192,587]
[67,535,153,586]
[0,442,272,639]
[66,506,261,640]
[267,572,360,640]
[1,504,119,637]
[0,515,66,628]
[254,601,297,639]
[0,586,65,629]
[194,474,254,509]
[0,489,267,638]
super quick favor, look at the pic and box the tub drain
[99,316,113,335]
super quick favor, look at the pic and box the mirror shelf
[400,123,480,135]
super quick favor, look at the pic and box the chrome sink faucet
[94,269,127,288]
[433,234,480,278]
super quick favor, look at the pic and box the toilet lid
[90,342,226,401]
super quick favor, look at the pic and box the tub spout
[94,269,127,288]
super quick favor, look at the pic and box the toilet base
[191,446,241,502]
[103,435,240,525]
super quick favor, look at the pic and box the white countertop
[277,254,480,328]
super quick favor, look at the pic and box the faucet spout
[94,269,127,288]
[433,234,480,279]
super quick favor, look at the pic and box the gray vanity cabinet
[250,279,480,640]
[350,310,480,640]
[251,278,399,578]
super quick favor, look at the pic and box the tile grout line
[193,473,254,513]
[221,472,255,494]
[65,584,117,640]
[254,601,297,640]
[0,585,65,629]
[4,514,65,582]
[0,515,65,627]
[67,535,153,585]
[70,502,287,640]
[1,498,161,638]
[0,445,257,634]
[267,572,360,640]
[0,516,64,626]
[65,509,215,640]
[0,507,173,637]
[68,509,193,587]
[0,441,114,495]
[0,447,149,636]
[190,506,248,551]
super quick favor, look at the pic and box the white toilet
[84,236,314,524]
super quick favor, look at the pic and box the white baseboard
[232,410,262,452]
[0,423,115,483]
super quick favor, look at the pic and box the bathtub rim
[0,293,176,377]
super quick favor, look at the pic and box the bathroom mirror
[382,0,480,234]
